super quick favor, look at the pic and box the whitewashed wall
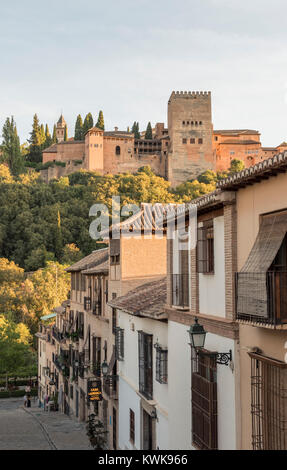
[118,310,169,449]
[199,216,225,317]
[167,321,192,450]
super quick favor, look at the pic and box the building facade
[41,91,284,186]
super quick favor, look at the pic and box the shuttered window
[130,409,135,445]
[192,350,218,449]
[249,352,287,450]
[138,331,153,400]
[155,346,168,384]
[197,220,214,274]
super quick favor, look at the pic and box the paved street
[0,398,92,450]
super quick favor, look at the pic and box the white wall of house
[168,321,237,450]
[167,321,192,450]
[199,216,225,317]
[118,310,169,450]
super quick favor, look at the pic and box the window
[110,255,120,265]
[214,136,218,141]
[198,138,203,144]
[79,312,84,339]
[138,331,153,400]
[182,121,185,125]
[115,327,124,361]
[155,345,168,384]
[105,280,108,303]
[182,138,187,144]
[115,146,121,155]
[70,385,74,399]
[197,220,214,274]
[113,407,117,450]
[130,409,135,445]
[112,307,117,333]
[192,349,218,449]
[249,352,287,450]
[190,138,195,144]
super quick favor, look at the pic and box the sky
[1,0,287,146]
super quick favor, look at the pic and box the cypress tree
[54,210,63,261]
[74,114,83,140]
[1,117,24,175]
[64,125,68,141]
[132,121,140,139]
[96,110,105,130]
[83,113,94,135]
[145,122,153,140]
[44,124,52,148]
[28,114,43,162]
[52,124,57,144]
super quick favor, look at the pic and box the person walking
[23,394,27,407]
[26,394,31,408]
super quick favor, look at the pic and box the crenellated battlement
[168,91,211,103]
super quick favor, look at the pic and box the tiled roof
[217,151,287,190]
[43,144,58,153]
[219,139,260,145]
[82,259,109,275]
[65,247,109,272]
[104,131,133,138]
[214,129,260,135]
[108,277,167,320]
[101,203,179,239]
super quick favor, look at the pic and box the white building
[108,278,168,450]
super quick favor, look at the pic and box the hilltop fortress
[42,91,286,186]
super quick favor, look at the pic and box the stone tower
[167,91,215,186]
[56,114,66,143]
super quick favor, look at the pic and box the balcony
[172,274,190,309]
[236,271,287,327]
[84,297,91,311]
[103,376,118,399]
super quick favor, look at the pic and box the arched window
[115,146,121,155]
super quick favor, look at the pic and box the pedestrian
[26,394,31,408]
[23,394,27,407]
[25,385,31,394]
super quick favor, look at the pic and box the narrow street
[0,398,91,450]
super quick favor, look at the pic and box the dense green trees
[145,122,153,139]
[1,117,24,175]
[74,114,84,140]
[96,110,105,130]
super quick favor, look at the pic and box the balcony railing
[103,376,118,399]
[84,297,91,311]
[172,274,190,308]
[236,271,287,326]
[93,300,102,316]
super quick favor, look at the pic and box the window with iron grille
[112,307,117,333]
[92,336,101,377]
[79,312,84,339]
[155,345,168,384]
[138,331,153,400]
[115,327,124,361]
[191,349,217,450]
[130,409,135,445]
[249,352,287,450]
[197,220,214,274]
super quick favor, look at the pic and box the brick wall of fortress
[167,91,215,186]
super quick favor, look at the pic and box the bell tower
[56,114,66,143]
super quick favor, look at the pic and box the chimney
[114,126,118,132]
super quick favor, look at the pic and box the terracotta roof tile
[65,247,109,272]
[108,277,167,320]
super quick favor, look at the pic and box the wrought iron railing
[172,274,190,308]
[236,271,287,326]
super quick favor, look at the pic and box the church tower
[56,114,66,143]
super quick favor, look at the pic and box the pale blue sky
[1,0,287,146]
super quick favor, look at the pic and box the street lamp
[187,317,206,349]
[188,317,232,366]
[101,360,109,376]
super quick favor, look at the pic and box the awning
[237,210,287,318]
[107,346,116,375]
[40,313,56,321]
